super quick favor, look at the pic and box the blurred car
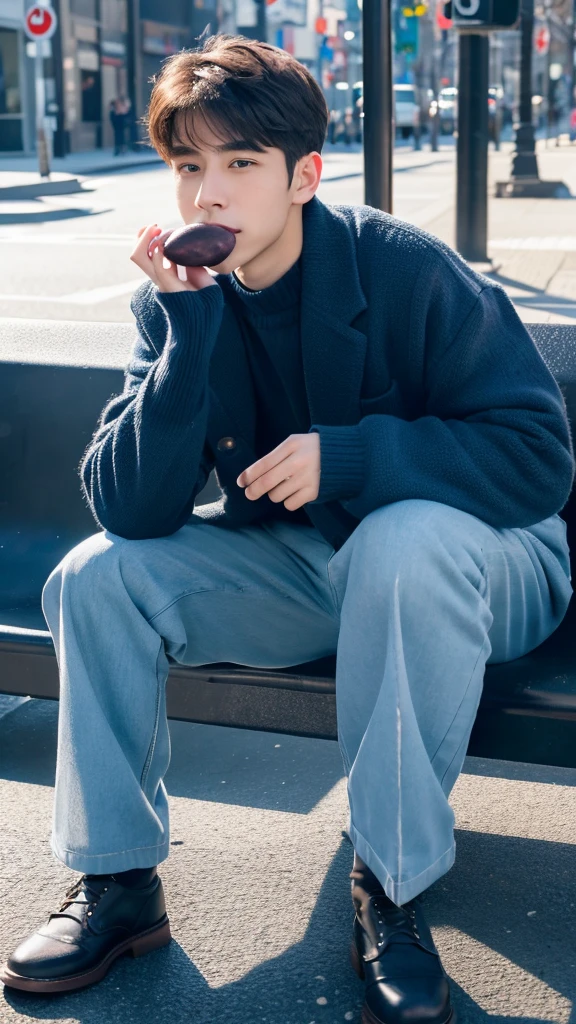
[394,84,419,138]
[488,86,504,146]
[434,85,503,141]
[437,86,458,134]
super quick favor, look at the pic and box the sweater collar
[227,257,301,317]
[213,195,367,329]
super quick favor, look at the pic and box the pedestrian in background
[122,96,140,151]
[109,98,127,156]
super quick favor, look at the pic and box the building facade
[0,0,34,151]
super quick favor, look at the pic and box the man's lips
[209,223,241,234]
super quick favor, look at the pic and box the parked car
[434,85,503,142]
[437,86,458,134]
[393,84,419,138]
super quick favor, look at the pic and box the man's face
[168,115,316,274]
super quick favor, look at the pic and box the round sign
[436,0,452,28]
[453,0,481,17]
[24,4,57,40]
[534,25,550,55]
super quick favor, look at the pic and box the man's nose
[194,175,226,210]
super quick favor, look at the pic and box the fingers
[130,224,161,277]
[130,224,182,292]
[129,223,218,293]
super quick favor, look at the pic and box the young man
[1,34,573,1023]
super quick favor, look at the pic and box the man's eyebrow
[170,140,265,157]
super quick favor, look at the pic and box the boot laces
[369,894,421,946]
[58,874,110,917]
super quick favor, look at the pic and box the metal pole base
[37,129,51,179]
[494,178,572,198]
[510,150,539,177]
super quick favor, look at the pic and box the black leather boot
[350,856,455,1024]
[0,871,170,993]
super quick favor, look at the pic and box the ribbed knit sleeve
[308,424,366,503]
[79,284,224,539]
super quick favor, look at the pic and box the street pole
[34,45,51,177]
[51,0,66,157]
[571,0,576,118]
[456,32,489,261]
[494,0,569,194]
[256,0,267,41]
[363,0,394,212]
[512,0,539,172]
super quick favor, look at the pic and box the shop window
[0,28,21,115]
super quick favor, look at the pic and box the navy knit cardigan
[79,195,575,550]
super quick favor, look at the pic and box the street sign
[24,3,57,179]
[24,4,58,40]
[446,0,519,29]
[534,25,550,55]
[437,0,452,27]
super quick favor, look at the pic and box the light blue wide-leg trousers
[41,499,573,905]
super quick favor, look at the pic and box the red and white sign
[436,0,452,29]
[24,4,57,40]
[534,25,550,55]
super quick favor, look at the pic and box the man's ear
[292,152,323,205]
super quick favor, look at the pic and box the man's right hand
[130,224,218,293]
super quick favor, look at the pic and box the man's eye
[181,164,199,173]
[231,160,254,168]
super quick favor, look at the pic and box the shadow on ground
[0,197,109,225]
[1,698,576,1022]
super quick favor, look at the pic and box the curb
[0,152,164,197]
[70,154,163,176]
[0,178,84,200]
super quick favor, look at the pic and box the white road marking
[0,231,135,245]
[0,278,143,304]
[517,302,576,309]
[490,237,576,251]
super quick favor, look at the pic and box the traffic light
[444,0,520,29]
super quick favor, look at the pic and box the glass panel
[0,117,23,151]
[394,87,415,104]
[0,29,21,115]
[70,0,98,20]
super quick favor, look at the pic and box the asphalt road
[1,693,576,1024]
[0,143,458,323]
[1,136,576,324]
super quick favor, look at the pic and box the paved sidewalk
[409,139,576,323]
[2,693,576,1023]
[0,145,163,183]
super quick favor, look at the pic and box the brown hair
[145,34,329,186]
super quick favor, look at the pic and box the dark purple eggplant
[163,223,237,267]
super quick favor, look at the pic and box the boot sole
[0,915,171,994]
[350,939,457,1024]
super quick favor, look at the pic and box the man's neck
[233,204,303,292]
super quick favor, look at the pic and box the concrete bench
[1,317,575,766]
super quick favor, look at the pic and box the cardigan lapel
[300,197,368,427]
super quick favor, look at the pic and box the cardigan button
[217,437,236,451]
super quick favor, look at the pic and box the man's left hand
[236,433,320,511]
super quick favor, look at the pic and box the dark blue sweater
[221,257,311,527]
[79,196,575,550]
